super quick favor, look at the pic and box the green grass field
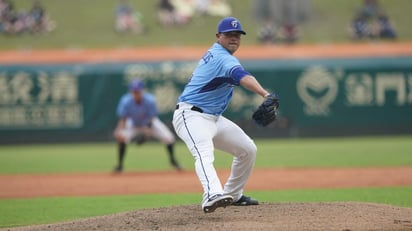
[1,136,412,228]
[1,0,411,50]
[1,136,412,174]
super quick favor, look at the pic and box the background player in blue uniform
[114,78,182,173]
[173,17,276,213]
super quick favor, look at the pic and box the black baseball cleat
[232,195,259,206]
[202,194,233,213]
[134,134,146,146]
[170,159,183,171]
[113,165,123,173]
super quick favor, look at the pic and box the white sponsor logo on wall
[297,66,412,117]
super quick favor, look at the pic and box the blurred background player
[252,0,311,44]
[348,0,397,40]
[113,78,182,173]
[114,0,145,34]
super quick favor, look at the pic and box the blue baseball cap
[217,17,246,35]
[128,79,144,92]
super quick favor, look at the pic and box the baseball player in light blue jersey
[113,78,182,173]
[173,17,274,213]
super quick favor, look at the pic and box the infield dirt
[2,167,412,231]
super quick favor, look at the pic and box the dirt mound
[5,202,412,231]
[2,167,412,230]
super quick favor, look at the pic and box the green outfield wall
[1,56,411,143]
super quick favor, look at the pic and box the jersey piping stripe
[229,65,241,76]
[181,110,212,199]
[198,77,237,93]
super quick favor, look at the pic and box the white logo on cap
[231,20,238,28]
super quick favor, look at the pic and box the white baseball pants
[120,117,175,144]
[172,103,257,206]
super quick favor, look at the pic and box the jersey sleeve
[223,56,249,84]
[230,66,251,83]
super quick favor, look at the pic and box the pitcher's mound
[8,202,412,231]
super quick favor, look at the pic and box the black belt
[175,104,203,113]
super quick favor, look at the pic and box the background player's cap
[217,17,246,35]
[128,79,144,92]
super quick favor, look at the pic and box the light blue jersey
[178,42,250,115]
[116,92,158,127]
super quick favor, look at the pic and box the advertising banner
[1,56,411,143]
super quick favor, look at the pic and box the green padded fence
[1,56,411,143]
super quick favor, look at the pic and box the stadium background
[1,0,411,143]
[1,1,412,229]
